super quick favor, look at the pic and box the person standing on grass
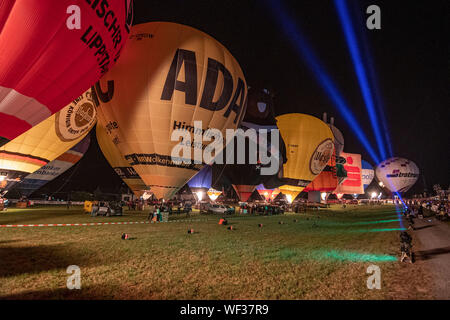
[418,205,424,219]
[3,198,9,211]
[400,232,413,263]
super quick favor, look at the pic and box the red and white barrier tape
[0,219,205,228]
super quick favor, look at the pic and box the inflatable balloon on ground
[334,152,364,195]
[0,89,96,192]
[187,165,212,201]
[256,184,280,202]
[304,149,338,193]
[12,135,91,197]
[375,157,419,193]
[93,22,247,200]
[96,124,148,198]
[361,160,375,191]
[265,113,334,203]
[212,87,280,203]
[0,0,132,145]
[207,188,222,201]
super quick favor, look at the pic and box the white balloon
[375,157,419,193]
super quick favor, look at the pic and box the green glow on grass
[317,249,397,262]
[348,227,406,233]
[351,219,400,226]
[368,228,406,232]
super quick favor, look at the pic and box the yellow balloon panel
[94,22,247,199]
[279,185,303,203]
[276,113,334,185]
[0,89,96,176]
[96,124,149,197]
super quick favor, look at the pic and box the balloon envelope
[256,184,275,202]
[361,160,374,191]
[274,113,334,199]
[375,157,419,193]
[187,165,212,192]
[207,188,222,201]
[0,89,96,192]
[334,152,364,195]
[304,149,338,192]
[13,135,91,197]
[0,0,132,143]
[96,124,148,198]
[94,22,247,200]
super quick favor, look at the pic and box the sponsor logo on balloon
[386,170,419,178]
[78,0,132,73]
[310,139,334,175]
[160,49,247,124]
[55,92,97,142]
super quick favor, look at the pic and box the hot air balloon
[322,113,344,157]
[256,184,278,202]
[334,152,364,195]
[304,149,338,193]
[0,0,132,145]
[375,157,419,193]
[211,87,279,203]
[215,133,262,202]
[96,124,148,198]
[329,125,344,157]
[207,188,222,201]
[241,87,276,128]
[12,135,91,197]
[266,113,334,203]
[187,165,212,201]
[93,22,247,200]
[361,160,375,191]
[0,89,96,193]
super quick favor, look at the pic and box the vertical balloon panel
[96,124,148,197]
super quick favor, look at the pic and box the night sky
[42,0,449,197]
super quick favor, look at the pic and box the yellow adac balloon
[93,22,247,200]
[276,113,334,202]
[96,125,149,198]
[0,89,96,191]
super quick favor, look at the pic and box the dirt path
[410,216,450,299]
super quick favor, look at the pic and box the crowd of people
[398,198,449,264]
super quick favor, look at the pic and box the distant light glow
[195,191,204,201]
[286,194,293,204]
[320,192,327,201]
[371,192,377,199]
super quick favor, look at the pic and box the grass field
[0,204,434,299]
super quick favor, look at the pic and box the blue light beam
[334,0,387,160]
[352,2,394,157]
[263,0,381,164]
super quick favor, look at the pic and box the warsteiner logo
[55,91,97,142]
[310,139,334,175]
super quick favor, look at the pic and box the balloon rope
[48,154,84,198]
